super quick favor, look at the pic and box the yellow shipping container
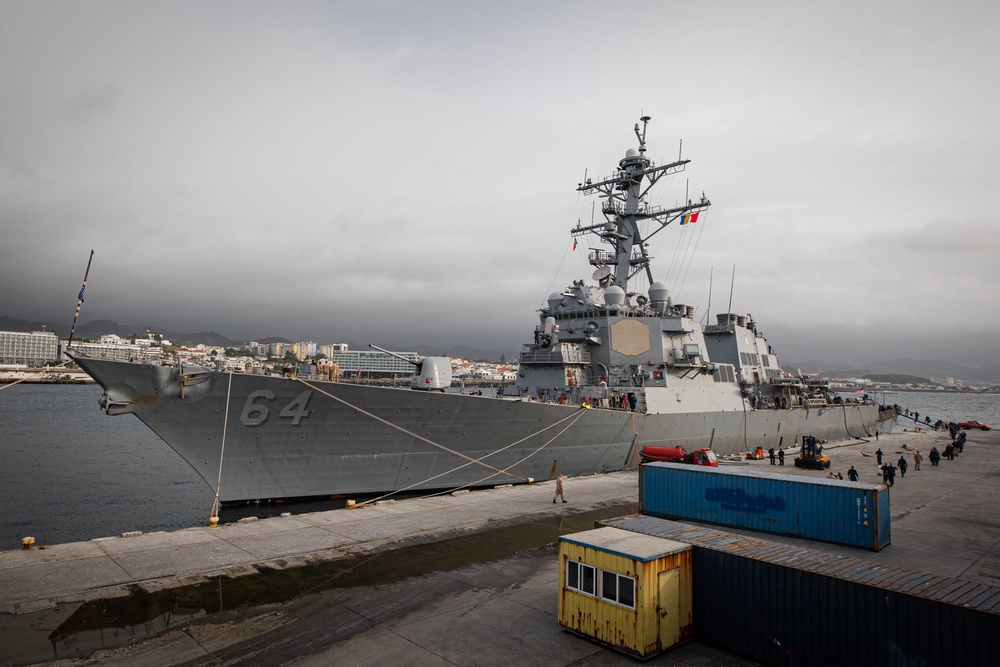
[558,526,693,659]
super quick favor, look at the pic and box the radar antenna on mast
[635,115,651,155]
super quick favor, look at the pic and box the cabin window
[600,570,636,609]
[567,560,596,596]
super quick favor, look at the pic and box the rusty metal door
[657,567,681,648]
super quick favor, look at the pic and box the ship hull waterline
[73,356,879,503]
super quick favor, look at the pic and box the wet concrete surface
[2,504,753,666]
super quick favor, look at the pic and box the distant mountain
[785,360,855,374]
[0,316,238,347]
[861,374,933,385]
[256,336,294,345]
[785,357,1000,383]
[0,315,61,334]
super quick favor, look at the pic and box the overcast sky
[2,1,998,366]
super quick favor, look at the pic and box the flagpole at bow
[67,250,95,351]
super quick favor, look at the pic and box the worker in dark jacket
[929,447,941,466]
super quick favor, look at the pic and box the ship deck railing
[519,347,592,365]
[602,199,678,221]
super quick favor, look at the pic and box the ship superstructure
[512,117,837,424]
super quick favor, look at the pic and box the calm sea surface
[2,383,998,548]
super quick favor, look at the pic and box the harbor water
[1,383,998,549]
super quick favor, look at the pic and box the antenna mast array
[571,116,711,289]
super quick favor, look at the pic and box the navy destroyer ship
[72,117,880,502]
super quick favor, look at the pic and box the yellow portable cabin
[558,526,693,659]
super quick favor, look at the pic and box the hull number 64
[240,390,313,427]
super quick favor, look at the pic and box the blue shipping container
[639,462,890,551]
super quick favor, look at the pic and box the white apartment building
[0,330,59,365]
[333,349,419,377]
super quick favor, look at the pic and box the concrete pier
[2,425,999,665]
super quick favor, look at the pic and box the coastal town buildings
[3,325,991,390]
[64,332,170,363]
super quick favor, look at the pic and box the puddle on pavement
[1,503,638,666]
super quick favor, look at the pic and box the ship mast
[572,116,711,290]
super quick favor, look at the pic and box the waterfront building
[320,343,348,358]
[333,348,419,378]
[0,330,59,365]
[69,339,164,363]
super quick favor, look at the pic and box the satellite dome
[604,285,626,306]
[625,148,640,158]
[547,292,563,311]
[648,282,670,303]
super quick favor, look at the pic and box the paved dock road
[3,426,1000,665]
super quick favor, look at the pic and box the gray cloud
[2,1,999,366]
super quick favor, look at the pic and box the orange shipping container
[558,526,693,659]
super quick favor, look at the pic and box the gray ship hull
[73,356,879,503]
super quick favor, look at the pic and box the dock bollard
[208,516,219,528]
[21,536,35,550]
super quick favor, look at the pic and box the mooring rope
[0,359,74,391]
[356,406,592,507]
[624,411,640,468]
[294,378,592,501]
[297,378,573,482]
[208,371,234,521]
[857,403,873,437]
[842,402,871,442]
